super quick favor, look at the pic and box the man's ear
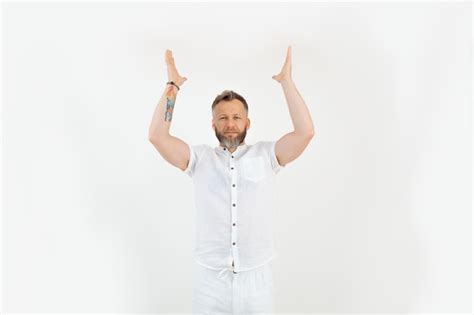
[246,118,251,130]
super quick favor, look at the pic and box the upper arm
[275,131,314,167]
[149,135,190,171]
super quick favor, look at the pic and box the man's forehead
[217,111,244,116]
[214,101,247,116]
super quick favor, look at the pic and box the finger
[285,45,292,63]
[165,50,175,65]
[166,57,175,66]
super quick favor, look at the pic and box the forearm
[148,83,179,140]
[280,79,315,136]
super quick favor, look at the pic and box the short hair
[211,90,249,115]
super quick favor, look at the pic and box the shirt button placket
[230,153,238,271]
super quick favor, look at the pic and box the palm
[272,45,292,83]
[165,49,187,87]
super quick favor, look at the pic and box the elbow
[148,132,170,144]
[148,130,162,142]
[148,134,162,143]
[296,129,315,139]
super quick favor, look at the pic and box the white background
[1,1,472,313]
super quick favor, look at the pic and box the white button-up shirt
[184,141,285,276]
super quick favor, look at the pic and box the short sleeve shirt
[184,141,285,272]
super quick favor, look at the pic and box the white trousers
[192,261,274,314]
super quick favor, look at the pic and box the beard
[215,127,247,149]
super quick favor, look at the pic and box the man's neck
[221,142,245,153]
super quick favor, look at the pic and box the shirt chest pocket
[240,156,266,182]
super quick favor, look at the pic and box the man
[148,46,315,314]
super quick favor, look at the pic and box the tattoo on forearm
[164,85,177,122]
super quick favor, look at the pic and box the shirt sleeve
[261,140,285,175]
[183,143,206,178]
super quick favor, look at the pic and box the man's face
[212,99,250,149]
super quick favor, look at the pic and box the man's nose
[226,122,237,129]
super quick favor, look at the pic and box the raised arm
[148,49,190,171]
[272,45,315,167]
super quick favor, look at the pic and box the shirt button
[232,184,236,187]
[232,203,236,207]
[231,167,234,170]
[233,242,236,245]
[223,148,226,150]
[233,223,236,226]
[231,155,234,158]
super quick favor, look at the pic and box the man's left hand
[272,45,293,83]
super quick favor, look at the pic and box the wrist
[166,81,180,91]
[280,77,294,86]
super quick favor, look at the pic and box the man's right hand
[165,49,187,87]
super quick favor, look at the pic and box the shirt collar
[215,142,249,157]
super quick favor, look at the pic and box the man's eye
[235,117,241,119]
